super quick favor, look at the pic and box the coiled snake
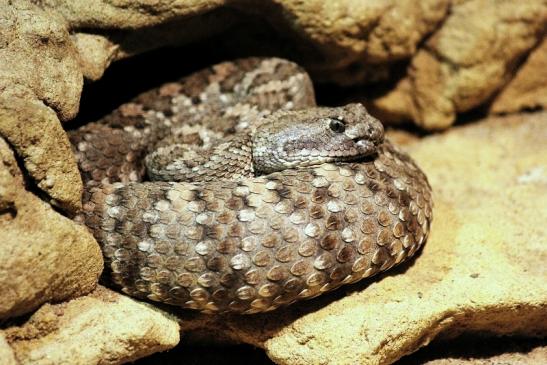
[70,58,432,314]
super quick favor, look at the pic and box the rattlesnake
[70,58,432,314]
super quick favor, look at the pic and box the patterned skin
[70,58,432,314]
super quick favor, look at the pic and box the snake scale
[70,58,432,314]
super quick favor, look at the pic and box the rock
[4,110,545,365]
[399,337,547,365]
[0,1,84,211]
[490,38,547,114]
[0,96,83,212]
[0,333,17,365]
[72,33,119,82]
[1,99,545,365]
[418,345,547,365]
[169,112,545,364]
[137,336,547,364]
[38,0,448,83]
[0,1,83,121]
[0,136,102,320]
[4,286,180,365]
[369,0,547,129]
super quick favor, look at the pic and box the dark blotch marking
[312,188,327,203]
[321,233,339,250]
[326,214,342,230]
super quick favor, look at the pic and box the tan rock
[490,38,547,114]
[0,1,84,209]
[0,96,83,212]
[2,105,545,365]
[370,0,547,129]
[247,0,449,82]
[4,286,180,365]
[0,136,102,320]
[403,338,547,365]
[37,0,447,84]
[0,1,83,121]
[0,333,17,365]
[71,33,120,81]
[170,112,545,365]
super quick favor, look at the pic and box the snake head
[253,103,384,174]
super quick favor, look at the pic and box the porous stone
[1,110,545,365]
[169,112,546,365]
[38,0,449,84]
[0,136,102,320]
[399,337,547,365]
[0,333,17,365]
[490,37,547,114]
[3,286,180,365]
[369,0,547,129]
[0,1,84,211]
[0,1,83,121]
[71,33,119,81]
[0,96,83,212]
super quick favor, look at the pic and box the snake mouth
[345,116,385,157]
[354,135,384,156]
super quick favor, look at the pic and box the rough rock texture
[418,346,547,365]
[173,111,545,364]
[0,136,103,320]
[0,1,83,121]
[369,0,547,129]
[0,1,84,211]
[1,0,546,363]
[490,38,547,114]
[0,97,82,211]
[47,0,450,82]
[0,333,17,365]
[3,286,180,365]
[2,112,545,365]
[398,337,547,365]
[0,0,545,208]
[136,337,547,364]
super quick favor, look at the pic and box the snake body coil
[71,58,432,314]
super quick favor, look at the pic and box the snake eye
[329,119,346,133]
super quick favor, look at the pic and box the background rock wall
[0,0,546,364]
[1,0,545,213]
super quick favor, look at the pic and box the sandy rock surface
[1,1,546,364]
[405,341,547,365]
[0,333,17,365]
[44,0,449,81]
[490,37,547,114]
[165,111,546,364]
[2,112,545,365]
[3,286,180,365]
[0,136,102,320]
[0,1,83,121]
[0,0,545,211]
[0,97,82,211]
[0,1,84,211]
[369,0,547,129]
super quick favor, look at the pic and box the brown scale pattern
[71,58,433,314]
[82,141,431,314]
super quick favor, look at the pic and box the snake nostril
[371,121,384,141]
[366,125,378,139]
